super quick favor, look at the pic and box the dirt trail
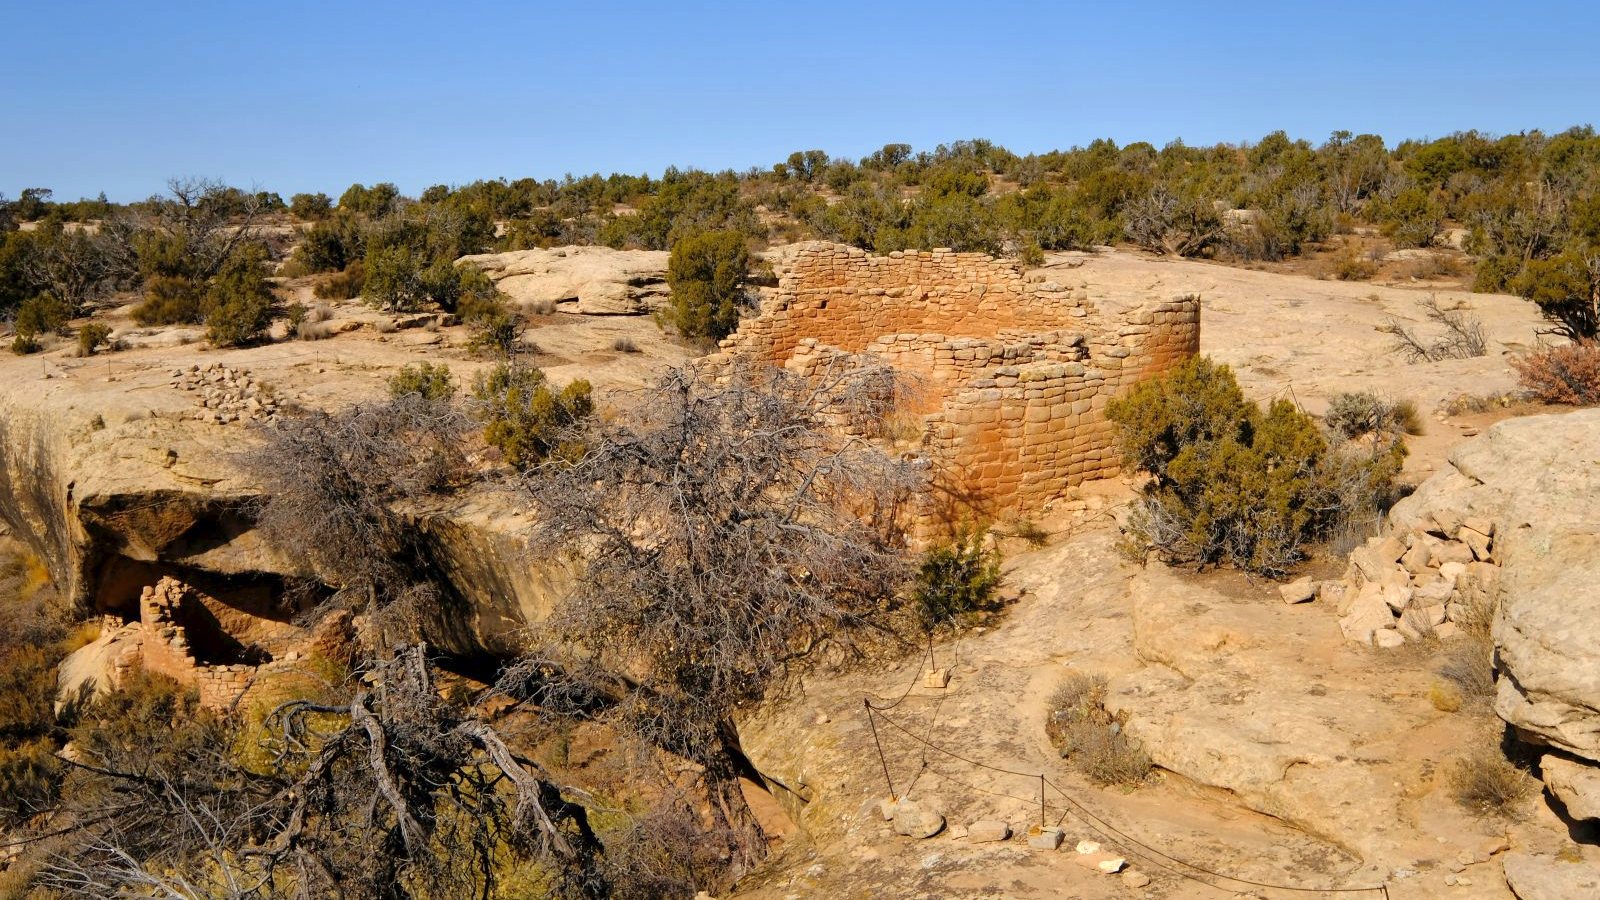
[738,515,1386,899]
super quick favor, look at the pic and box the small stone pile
[169,362,281,424]
[1313,509,1501,648]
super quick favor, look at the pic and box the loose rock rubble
[1071,839,1128,874]
[170,362,282,424]
[1327,512,1500,647]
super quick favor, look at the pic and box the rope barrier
[864,702,1388,898]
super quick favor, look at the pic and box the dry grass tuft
[296,320,335,341]
[1449,739,1536,818]
[1438,592,1496,700]
[1429,681,1464,713]
[1046,673,1151,788]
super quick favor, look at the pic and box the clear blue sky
[4,0,1597,202]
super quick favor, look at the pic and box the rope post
[863,700,897,800]
[1039,774,1046,829]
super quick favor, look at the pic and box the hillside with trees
[5,127,1600,349]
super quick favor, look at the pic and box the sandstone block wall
[716,242,1201,521]
[108,577,348,709]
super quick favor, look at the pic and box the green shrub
[1509,250,1599,339]
[202,245,276,346]
[901,192,1003,255]
[471,363,593,469]
[664,230,750,341]
[0,736,60,826]
[457,270,520,356]
[1324,391,1420,439]
[132,274,205,325]
[0,644,58,741]
[913,528,1002,628]
[388,362,455,401]
[1329,249,1379,281]
[76,321,112,356]
[1472,254,1522,294]
[289,192,333,221]
[313,260,365,301]
[1375,186,1443,249]
[337,182,400,218]
[363,244,466,312]
[294,214,363,274]
[1108,356,1402,575]
[10,292,70,353]
[0,608,68,827]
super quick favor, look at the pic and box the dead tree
[240,392,472,649]
[35,649,604,900]
[144,177,268,280]
[508,358,923,876]
[1382,295,1488,362]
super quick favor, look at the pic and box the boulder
[1431,541,1475,567]
[889,800,945,839]
[1318,581,1347,609]
[1376,533,1408,564]
[1400,540,1432,575]
[1429,507,1466,538]
[1072,851,1128,874]
[1339,585,1396,643]
[1458,526,1492,562]
[1349,545,1390,583]
[1380,583,1412,613]
[966,820,1011,843]
[1501,852,1600,899]
[1278,576,1317,604]
[1541,754,1600,821]
[1413,577,1455,606]
[458,246,671,315]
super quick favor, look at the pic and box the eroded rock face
[0,366,567,658]
[1383,409,1600,763]
[459,246,670,315]
[1541,753,1600,822]
[1110,565,1445,860]
[1500,851,1600,899]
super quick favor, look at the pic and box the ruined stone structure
[101,577,347,708]
[717,243,1200,521]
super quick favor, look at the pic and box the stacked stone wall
[718,242,1200,521]
[108,577,346,709]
